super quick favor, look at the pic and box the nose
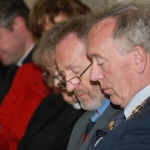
[90,63,104,82]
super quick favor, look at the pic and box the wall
[24,0,107,10]
[24,0,150,10]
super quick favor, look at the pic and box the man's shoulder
[96,103,121,128]
[94,104,150,150]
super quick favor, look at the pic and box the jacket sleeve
[0,63,51,150]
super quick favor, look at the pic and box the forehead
[55,33,88,68]
[87,18,116,57]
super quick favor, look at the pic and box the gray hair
[0,0,29,30]
[87,2,150,54]
[32,21,68,70]
[33,14,90,69]
[53,14,90,49]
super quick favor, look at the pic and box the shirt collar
[124,84,150,118]
[17,43,35,67]
[89,99,110,122]
[72,102,81,109]
[97,99,110,115]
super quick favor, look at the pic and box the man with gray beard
[53,15,120,150]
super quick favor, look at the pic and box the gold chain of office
[108,96,150,130]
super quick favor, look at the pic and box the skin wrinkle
[44,52,78,105]
[0,16,34,65]
[87,18,138,108]
[87,15,150,108]
[56,33,105,111]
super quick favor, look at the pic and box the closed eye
[74,71,80,75]
[97,60,104,66]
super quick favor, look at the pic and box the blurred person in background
[0,0,90,150]
[0,0,35,103]
[29,0,90,39]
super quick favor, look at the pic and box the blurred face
[55,33,105,111]
[87,18,135,108]
[43,12,68,34]
[44,53,78,105]
[0,27,25,65]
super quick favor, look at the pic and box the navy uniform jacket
[94,100,150,150]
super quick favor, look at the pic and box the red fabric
[82,133,89,143]
[0,63,51,150]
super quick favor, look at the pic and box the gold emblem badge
[108,121,114,130]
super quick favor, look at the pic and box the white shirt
[124,84,150,118]
[17,43,35,67]
[72,102,82,109]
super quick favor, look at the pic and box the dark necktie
[83,110,100,142]
[87,110,125,150]
[83,99,110,142]
[113,110,125,128]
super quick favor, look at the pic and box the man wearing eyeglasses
[54,15,120,150]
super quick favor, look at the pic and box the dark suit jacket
[67,103,120,150]
[18,93,85,150]
[94,99,150,150]
[0,62,9,97]
[0,49,33,104]
[0,62,9,81]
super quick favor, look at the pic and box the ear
[12,16,27,32]
[131,46,147,74]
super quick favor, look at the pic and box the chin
[110,95,123,107]
[80,102,100,111]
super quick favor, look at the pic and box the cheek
[61,92,75,104]
[84,67,92,81]
[108,63,130,91]
[0,38,10,50]
[102,63,121,90]
[5,40,20,54]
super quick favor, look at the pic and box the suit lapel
[79,103,121,150]
[67,111,92,150]
[22,49,33,64]
[22,44,37,64]
[0,65,19,103]
[76,112,92,149]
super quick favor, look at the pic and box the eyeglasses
[57,63,92,89]
[42,71,64,83]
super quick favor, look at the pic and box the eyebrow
[58,64,81,74]
[89,50,105,60]
[88,53,99,59]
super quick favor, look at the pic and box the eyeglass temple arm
[79,63,92,78]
